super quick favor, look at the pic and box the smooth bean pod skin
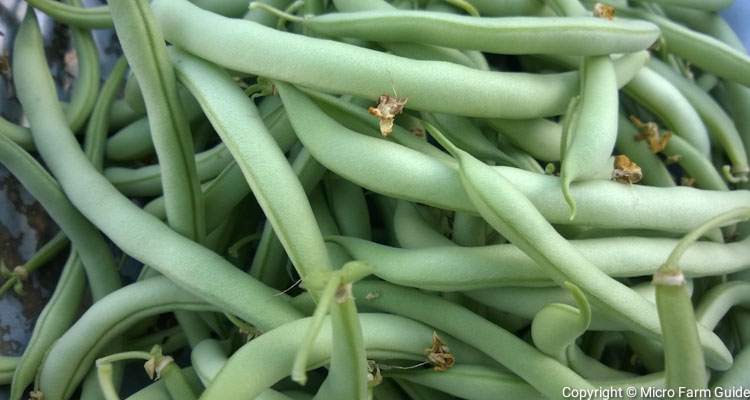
[619,7,750,88]
[291,11,659,56]
[25,0,112,28]
[110,0,205,242]
[153,0,593,119]
[279,83,750,233]
[648,58,749,179]
[104,143,233,197]
[560,55,618,218]
[427,125,731,369]
[10,251,85,400]
[169,49,332,288]
[13,3,303,350]
[201,314,480,399]
[37,277,218,400]
[329,235,750,291]
[615,114,675,188]
[624,67,711,157]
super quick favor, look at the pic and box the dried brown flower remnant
[368,94,407,136]
[593,3,615,20]
[612,155,642,184]
[29,390,44,400]
[630,115,672,154]
[367,360,383,386]
[425,332,454,372]
[681,177,696,187]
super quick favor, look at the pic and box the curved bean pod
[393,201,455,248]
[110,0,205,241]
[154,0,591,119]
[426,124,731,369]
[389,364,665,399]
[38,277,218,400]
[25,0,112,28]
[663,135,728,191]
[353,281,595,398]
[13,5,303,347]
[330,235,750,291]
[169,49,332,289]
[10,251,85,400]
[387,365,544,400]
[619,7,750,88]
[615,114,675,187]
[84,57,129,170]
[696,281,750,331]
[531,283,590,363]
[279,83,750,233]
[325,177,372,240]
[281,10,660,56]
[648,58,749,180]
[201,314,483,399]
[560,55,618,218]
[65,1,101,133]
[0,109,120,301]
[624,67,711,157]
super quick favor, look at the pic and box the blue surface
[723,1,750,51]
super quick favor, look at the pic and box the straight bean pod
[618,7,750,88]
[154,0,590,119]
[272,10,660,56]
[169,48,333,290]
[329,235,750,290]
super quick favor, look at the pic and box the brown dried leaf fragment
[368,94,407,136]
[612,155,642,184]
[593,3,615,20]
[425,332,455,372]
[630,115,672,154]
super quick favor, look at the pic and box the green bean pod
[488,118,562,162]
[330,235,750,291]
[170,49,332,289]
[619,7,750,88]
[25,0,112,28]
[281,74,750,233]
[109,0,205,241]
[560,55,618,219]
[624,67,712,158]
[201,314,484,399]
[425,123,731,369]
[284,10,660,56]
[531,283,591,363]
[697,282,750,331]
[65,0,101,133]
[663,135,728,191]
[386,365,544,400]
[9,251,85,400]
[84,57,129,170]
[37,277,219,400]
[393,201,454,248]
[325,177,372,240]
[354,281,595,398]
[648,58,749,181]
[615,114,675,187]
[105,143,233,197]
[154,0,600,119]
[14,3,303,349]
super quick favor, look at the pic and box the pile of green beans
[0,0,749,399]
